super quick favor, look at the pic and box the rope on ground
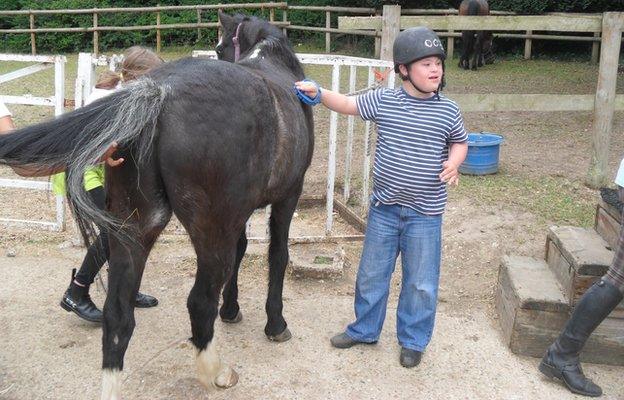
[123,337,189,383]
[0,384,14,396]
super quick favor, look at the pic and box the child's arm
[440,142,468,186]
[294,81,358,115]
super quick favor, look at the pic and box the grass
[450,172,597,227]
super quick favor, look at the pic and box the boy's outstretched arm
[294,81,359,116]
[440,141,468,186]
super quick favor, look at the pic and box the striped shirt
[356,87,467,215]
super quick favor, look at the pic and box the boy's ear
[218,11,233,29]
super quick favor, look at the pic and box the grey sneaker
[330,332,374,349]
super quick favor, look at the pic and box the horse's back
[459,0,489,15]
[148,56,313,214]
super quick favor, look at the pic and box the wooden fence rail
[0,3,606,60]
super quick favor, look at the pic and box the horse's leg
[471,32,482,70]
[264,191,300,342]
[459,31,472,70]
[219,230,247,323]
[100,163,171,400]
[187,233,239,389]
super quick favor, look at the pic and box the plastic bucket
[459,132,504,175]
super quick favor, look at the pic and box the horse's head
[216,12,285,63]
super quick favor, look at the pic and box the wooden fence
[0,3,605,61]
[340,6,624,188]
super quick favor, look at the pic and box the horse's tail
[0,77,169,242]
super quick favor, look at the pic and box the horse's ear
[219,11,234,29]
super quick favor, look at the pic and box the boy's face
[400,56,443,94]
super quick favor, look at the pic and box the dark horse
[458,0,495,70]
[0,12,313,398]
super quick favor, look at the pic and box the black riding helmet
[393,27,446,96]
[393,27,446,73]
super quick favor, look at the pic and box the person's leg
[396,207,442,367]
[332,202,400,348]
[539,186,624,397]
[61,187,109,322]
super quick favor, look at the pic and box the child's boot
[60,268,103,323]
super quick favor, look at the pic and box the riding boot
[60,268,103,323]
[539,279,623,397]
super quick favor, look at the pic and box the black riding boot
[60,268,103,323]
[539,279,623,397]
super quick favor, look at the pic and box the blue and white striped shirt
[357,87,467,215]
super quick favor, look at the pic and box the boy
[295,27,468,368]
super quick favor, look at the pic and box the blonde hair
[96,46,164,89]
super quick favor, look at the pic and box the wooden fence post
[591,32,600,64]
[196,8,202,42]
[380,5,401,61]
[282,9,288,37]
[325,11,331,53]
[524,30,532,59]
[156,8,161,52]
[29,12,36,55]
[93,11,98,56]
[587,12,623,188]
[447,29,454,59]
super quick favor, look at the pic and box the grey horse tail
[0,77,169,244]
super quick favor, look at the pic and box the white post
[361,66,375,214]
[325,64,340,235]
[54,56,65,116]
[343,65,356,203]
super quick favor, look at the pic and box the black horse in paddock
[458,0,495,70]
[0,12,313,399]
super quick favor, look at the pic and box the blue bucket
[459,132,504,175]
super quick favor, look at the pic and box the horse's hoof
[221,310,243,324]
[267,327,292,342]
[215,366,238,388]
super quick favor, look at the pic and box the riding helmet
[393,27,446,73]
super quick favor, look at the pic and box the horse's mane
[235,14,304,78]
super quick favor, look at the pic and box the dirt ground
[1,57,624,399]
[2,199,624,400]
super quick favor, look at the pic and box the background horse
[0,12,313,399]
[458,0,495,70]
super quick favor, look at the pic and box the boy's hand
[440,160,460,185]
[100,141,125,167]
[294,80,319,99]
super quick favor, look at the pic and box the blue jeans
[345,201,442,352]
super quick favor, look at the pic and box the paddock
[1,42,624,400]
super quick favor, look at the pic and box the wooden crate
[595,198,622,250]
[545,226,614,304]
[496,255,624,365]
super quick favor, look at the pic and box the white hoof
[195,341,238,389]
[215,366,239,388]
[101,369,122,400]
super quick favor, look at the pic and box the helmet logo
[424,39,442,48]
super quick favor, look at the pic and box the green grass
[450,172,596,227]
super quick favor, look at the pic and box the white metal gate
[0,53,66,231]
